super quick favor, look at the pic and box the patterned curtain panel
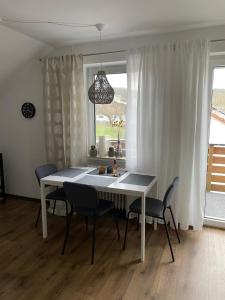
[43,55,87,169]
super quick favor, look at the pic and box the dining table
[40,166,157,262]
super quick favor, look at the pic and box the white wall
[51,24,225,63]
[0,24,52,198]
[0,59,48,198]
[0,23,49,91]
[2,23,225,198]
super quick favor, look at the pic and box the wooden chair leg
[91,216,96,264]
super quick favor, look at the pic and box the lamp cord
[99,29,103,71]
[0,18,95,28]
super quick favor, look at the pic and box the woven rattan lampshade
[88,70,114,104]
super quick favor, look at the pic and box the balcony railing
[207,144,225,192]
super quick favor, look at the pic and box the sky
[213,68,225,89]
[107,69,225,90]
[107,73,127,88]
[104,68,225,89]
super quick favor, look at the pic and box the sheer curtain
[126,40,209,230]
[43,55,87,169]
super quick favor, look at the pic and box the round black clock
[21,102,36,119]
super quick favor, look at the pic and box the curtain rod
[210,38,225,43]
[83,50,126,57]
[39,40,225,61]
[39,50,126,61]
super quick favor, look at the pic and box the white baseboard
[204,217,225,229]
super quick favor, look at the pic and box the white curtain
[43,55,87,169]
[126,40,209,230]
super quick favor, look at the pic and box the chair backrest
[35,164,57,185]
[163,176,179,208]
[63,182,99,211]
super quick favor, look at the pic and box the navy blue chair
[62,182,120,264]
[123,177,180,262]
[35,164,67,227]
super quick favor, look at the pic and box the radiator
[97,191,127,211]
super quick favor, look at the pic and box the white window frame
[84,62,127,161]
[204,54,225,229]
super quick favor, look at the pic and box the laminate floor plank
[0,198,224,300]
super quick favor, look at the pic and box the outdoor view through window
[95,73,127,157]
[210,67,225,144]
[205,67,225,221]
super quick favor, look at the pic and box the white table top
[41,166,157,196]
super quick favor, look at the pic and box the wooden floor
[0,198,225,300]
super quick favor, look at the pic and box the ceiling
[1,0,225,46]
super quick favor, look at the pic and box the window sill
[87,156,126,168]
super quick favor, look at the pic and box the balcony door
[205,58,225,228]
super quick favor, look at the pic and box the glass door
[205,60,225,228]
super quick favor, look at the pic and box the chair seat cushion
[46,188,66,201]
[76,200,115,217]
[130,197,164,218]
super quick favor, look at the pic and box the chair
[62,182,120,264]
[123,177,180,262]
[35,164,67,227]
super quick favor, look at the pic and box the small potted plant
[108,146,115,157]
[89,145,97,157]
[112,119,125,157]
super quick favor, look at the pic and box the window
[209,67,225,144]
[86,64,127,158]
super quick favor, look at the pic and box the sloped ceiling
[1,0,225,46]
[0,24,49,90]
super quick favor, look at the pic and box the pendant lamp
[88,24,115,104]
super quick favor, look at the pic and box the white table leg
[154,218,157,230]
[40,181,47,239]
[141,193,146,262]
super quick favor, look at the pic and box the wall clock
[21,102,36,119]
